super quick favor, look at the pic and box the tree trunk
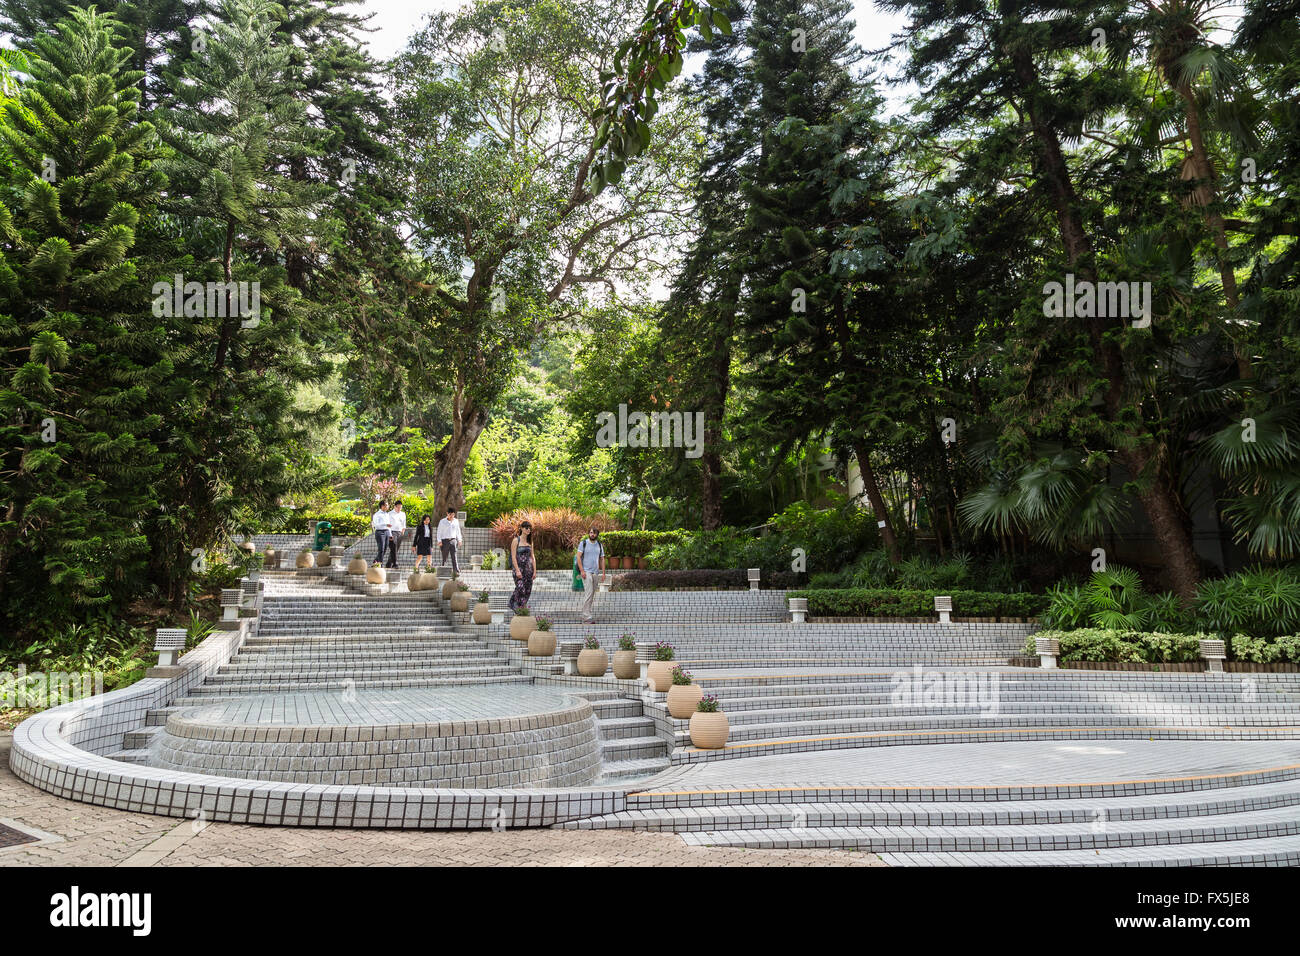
[1120,445,1201,601]
[432,396,488,514]
[852,438,901,563]
[1014,50,1203,595]
[699,331,731,530]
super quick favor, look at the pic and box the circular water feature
[151,686,602,789]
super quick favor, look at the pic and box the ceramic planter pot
[313,550,331,567]
[577,648,608,677]
[689,712,729,749]
[296,551,314,569]
[527,631,556,656]
[637,557,648,570]
[347,557,367,575]
[472,602,491,624]
[646,660,676,692]
[510,616,536,641]
[365,566,386,585]
[408,571,428,591]
[622,556,634,570]
[667,683,704,719]
[450,591,470,612]
[613,649,639,680]
[441,578,459,600]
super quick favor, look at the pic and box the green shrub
[1227,633,1300,663]
[788,588,1048,618]
[1040,567,1189,633]
[1028,628,1205,664]
[1196,567,1300,638]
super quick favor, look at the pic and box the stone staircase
[561,759,1300,864]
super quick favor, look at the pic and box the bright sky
[357,0,912,66]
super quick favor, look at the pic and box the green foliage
[670,665,693,685]
[1228,634,1300,664]
[789,588,1048,619]
[1040,567,1189,633]
[1195,567,1300,637]
[1028,629,1206,664]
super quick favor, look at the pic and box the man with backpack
[576,527,606,624]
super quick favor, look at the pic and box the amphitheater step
[598,757,673,781]
[106,748,152,764]
[878,836,1300,866]
[123,725,164,749]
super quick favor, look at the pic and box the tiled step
[598,757,673,781]
[190,674,530,693]
[878,836,1300,866]
[598,715,658,740]
[675,805,1300,852]
[106,748,152,764]
[566,782,1300,831]
[600,735,670,762]
[123,725,164,749]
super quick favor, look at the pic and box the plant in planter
[510,604,536,640]
[450,582,471,612]
[527,616,556,656]
[577,634,608,676]
[689,694,729,749]
[613,631,639,679]
[666,665,704,718]
[646,641,677,692]
[472,591,492,624]
[441,574,460,599]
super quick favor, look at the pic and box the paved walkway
[0,734,881,866]
[640,738,1300,792]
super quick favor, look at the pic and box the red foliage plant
[491,508,621,551]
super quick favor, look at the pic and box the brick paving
[0,733,881,867]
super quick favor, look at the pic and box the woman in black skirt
[411,514,434,571]
[509,520,535,612]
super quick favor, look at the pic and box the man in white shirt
[436,507,463,575]
[386,501,407,568]
[576,527,606,623]
[370,500,391,564]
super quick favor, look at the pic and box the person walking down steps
[386,500,407,568]
[577,527,606,624]
[412,514,434,571]
[436,507,463,575]
[509,520,535,613]
[370,500,391,566]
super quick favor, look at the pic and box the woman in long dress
[509,520,535,612]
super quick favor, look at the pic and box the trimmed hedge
[600,530,688,557]
[790,588,1048,619]
[1027,628,1205,664]
[1228,633,1300,664]
[266,511,370,536]
[611,569,804,591]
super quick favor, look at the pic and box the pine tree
[0,6,166,630]
[142,0,335,601]
[731,0,909,559]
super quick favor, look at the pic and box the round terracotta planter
[689,712,729,749]
[577,648,608,677]
[364,566,386,585]
[613,649,639,680]
[313,550,330,567]
[347,557,367,575]
[472,602,491,624]
[450,591,470,612]
[622,556,634,570]
[408,571,428,591]
[510,616,536,641]
[296,551,314,569]
[646,660,676,692]
[441,578,459,600]
[527,631,556,657]
[667,683,704,719]
[637,557,648,570]
[264,548,278,567]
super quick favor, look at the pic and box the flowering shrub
[491,507,620,551]
[618,632,636,651]
[535,616,553,631]
[359,474,404,514]
[670,665,692,686]
[696,694,720,713]
[477,591,489,603]
[653,641,675,661]
[583,634,601,650]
